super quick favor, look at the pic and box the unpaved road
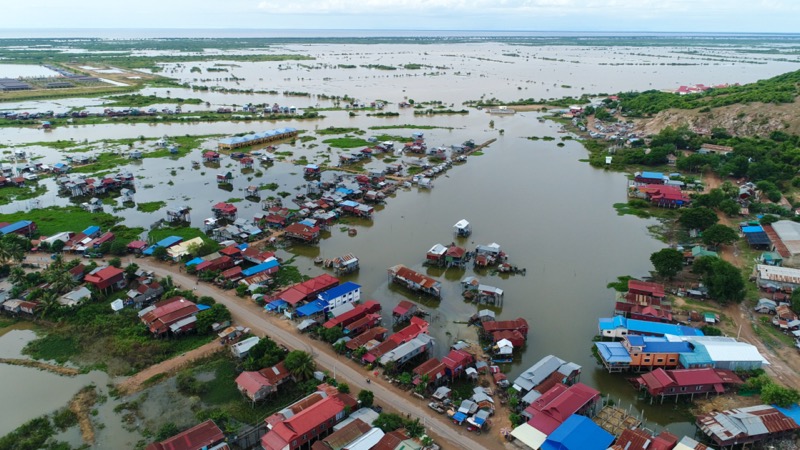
[116,340,224,396]
[702,173,800,391]
[132,259,502,450]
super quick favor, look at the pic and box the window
[668,358,676,363]
[680,387,687,392]
[696,386,703,391]
[656,358,664,363]
[644,358,651,363]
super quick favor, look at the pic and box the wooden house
[387,264,441,298]
[392,300,418,324]
[284,223,321,243]
[216,172,233,184]
[632,368,743,404]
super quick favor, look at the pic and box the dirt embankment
[634,101,800,137]
[69,386,98,445]
[0,358,80,376]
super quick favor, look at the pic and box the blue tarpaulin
[296,300,327,317]
[242,259,279,277]
[197,304,211,312]
[185,257,204,267]
[82,226,100,236]
[774,404,800,427]
[266,299,288,311]
[452,412,467,424]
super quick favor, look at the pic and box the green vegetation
[361,64,396,70]
[322,133,410,149]
[607,275,635,292]
[368,124,453,130]
[692,256,746,304]
[316,127,363,135]
[650,248,685,280]
[0,184,47,206]
[0,416,59,450]
[413,109,469,115]
[136,201,166,213]
[613,200,652,218]
[618,70,800,116]
[0,205,121,236]
[104,94,204,107]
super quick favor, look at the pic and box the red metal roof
[212,202,237,214]
[389,317,428,344]
[236,371,271,396]
[128,240,148,250]
[146,419,224,450]
[445,245,466,258]
[442,349,474,371]
[627,279,665,298]
[285,223,320,238]
[265,396,345,450]
[140,297,199,334]
[220,245,241,256]
[346,327,387,350]
[413,357,445,379]
[221,266,243,279]
[525,383,600,435]
[392,300,415,315]
[364,339,398,362]
[84,266,124,290]
[612,429,677,450]
[259,361,291,385]
[391,265,438,289]
[482,318,529,335]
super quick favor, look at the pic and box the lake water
[2,37,795,441]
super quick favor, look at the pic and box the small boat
[313,257,323,265]
[492,357,513,364]
[348,228,357,236]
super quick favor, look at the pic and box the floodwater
[1,39,795,441]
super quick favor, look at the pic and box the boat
[491,357,513,364]
[348,228,358,236]
[454,219,472,237]
[313,256,323,265]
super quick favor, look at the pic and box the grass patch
[260,183,279,191]
[322,136,371,149]
[104,94,204,107]
[368,124,454,130]
[225,198,243,203]
[136,201,166,213]
[471,151,484,156]
[23,333,80,364]
[0,183,47,206]
[0,205,121,237]
[316,127,363,136]
[613,201,652,218]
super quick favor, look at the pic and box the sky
[1,0,799,34]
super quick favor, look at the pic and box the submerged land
[1,32,800,449]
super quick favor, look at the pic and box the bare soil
[0,357,80,376]
[69,386,98,445]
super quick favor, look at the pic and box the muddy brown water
[2,39,795,442]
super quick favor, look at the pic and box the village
[2,33,800,450]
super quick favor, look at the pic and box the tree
[679,207,718,230]
[358,389,374,408]
[761,382,800,407]
[719,199,740,217]
[39,291,62,319]
[692,257,745,304]
[319,326,344,344]
[791,289,800,314]
[152,246,169,260]
[0,239,25,266]
[398,372,412,386]
[50,240,65,253]
[195,304,231,334]
[109,240,128,256]
[155,422,180,441]
[333,341,347,354]
[124,263,139,280]
[701,224,739,248]
[108,257,122,268]
[404,418,424,438]
[415,375,429,394]
[373,413,405,432]
[650,248,684,280]
[337,382,350,394]
[284,350,316,381]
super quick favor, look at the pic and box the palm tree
[39,291,61,319]
[50,270,77,295]
[8,267,26,286]
[284,350,316,381]
[0,240,24,266]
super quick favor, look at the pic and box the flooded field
[2,36,797,444]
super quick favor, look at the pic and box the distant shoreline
[1,29,800,39]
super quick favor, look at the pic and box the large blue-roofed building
[317,281,361,313]
[594,342,632,372]
[143,236,183,256]
[598,316,704,339]
[541,414,614,450]
[0,220,37,236]
[241,259,279,277]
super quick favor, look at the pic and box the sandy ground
[116,340,224,396]
[0,357,80,376]
[69,386,98,445]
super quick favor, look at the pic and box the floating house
[632,367,743,404]
[387,264,441,298]
[327,253,359,275]
[392,300,418,324]
[481,318,529,340]
[454,219,471,237]
[218,128,298,150]
[202,151,220,162]
[697,405,799,448]
[212,202,237,221]
[284,223,321,243]
[166,205,191,223]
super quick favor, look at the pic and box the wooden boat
[313,256,323,265]
[348,228,357,236]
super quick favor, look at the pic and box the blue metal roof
[742,226,764,234]
[298,219,317,227]
[305,163,319,170]
[219,128,296,145]
[629,336,694,354]
[266,299,288,311]
[680,346,713,368]
[0,220,32,235]
[242,259,279,277]
[452,412,467,423]
[594,342,631,363]
[640,171,664,180]
[319,282,360,302]
[155,236,183,248]
[340,200,358,208]
[626,318,705,337]
[542,415,614,450]
[197,304,211,312]
[296,299,327,317]
[185,257,204,267]
[237,243,248,250]
[598,316,627,331]
[336,187,354,195]
[82,225,100,236]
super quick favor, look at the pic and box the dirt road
[702,173,800,391]
[116,340,224,396]
[131,259,502,450]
